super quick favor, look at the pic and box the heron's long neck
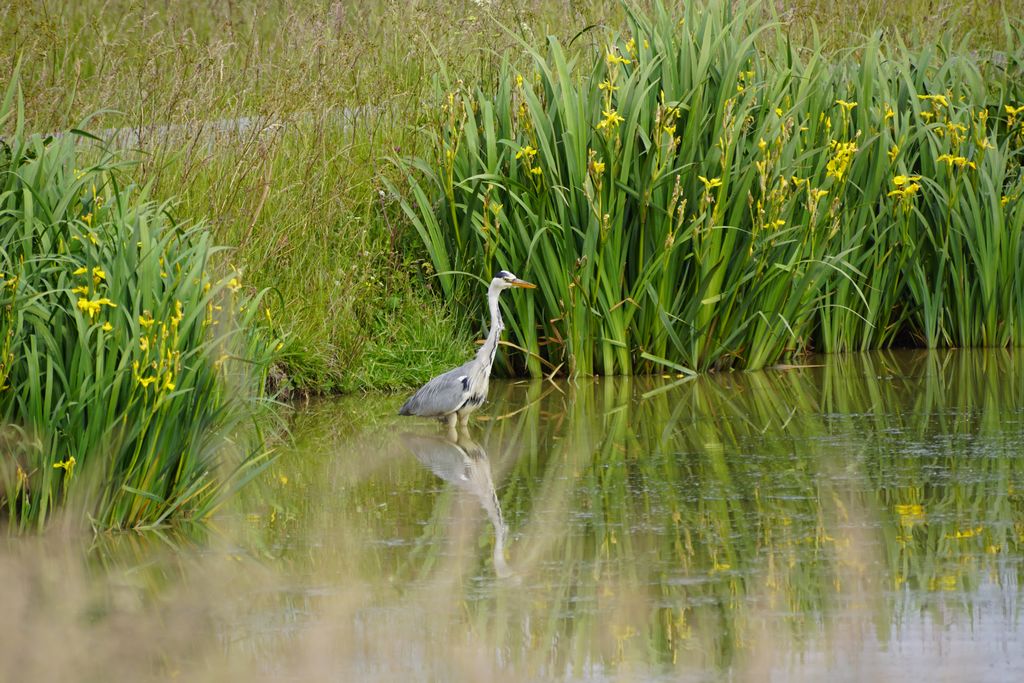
[475,285,504,371]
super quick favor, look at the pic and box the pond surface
[4,350,1024,681]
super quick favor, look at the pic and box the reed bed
[394,0,1024,376]
[0,80,280,532]
[7,0,1019,389]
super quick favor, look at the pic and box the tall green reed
[394,0,1024,377]
[0,81,281,532]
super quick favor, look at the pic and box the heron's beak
[511,278,537,289]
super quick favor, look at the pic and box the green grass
[394,0,1024,376]
[4,0,1021,389]
[0,77,280,531]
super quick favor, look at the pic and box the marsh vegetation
[399,2,1024,376]
[0,78,281,530]
[1,7,1024,677]
[5,0,1022,390]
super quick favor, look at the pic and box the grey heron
[398,270,535,429]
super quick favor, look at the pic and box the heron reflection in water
[400,429,514,579]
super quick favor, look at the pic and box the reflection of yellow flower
[895,503,925,526]
[950,525,984,539]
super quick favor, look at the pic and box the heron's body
[398,271,534,429]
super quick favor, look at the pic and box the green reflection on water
[239,350,1024,679]
[6,350,1022,681]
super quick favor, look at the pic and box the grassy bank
[0,78,280,531]
[4,0,1022,389]
[397,1,1024,375]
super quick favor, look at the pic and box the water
[3,350,1024,681]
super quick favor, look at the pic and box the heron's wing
[398,363,473,417]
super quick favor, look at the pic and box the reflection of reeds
[1,351,1022,679]
[432,351,1024,674]
[252,352,1018,676]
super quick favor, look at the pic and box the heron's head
[492,270,537,291]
